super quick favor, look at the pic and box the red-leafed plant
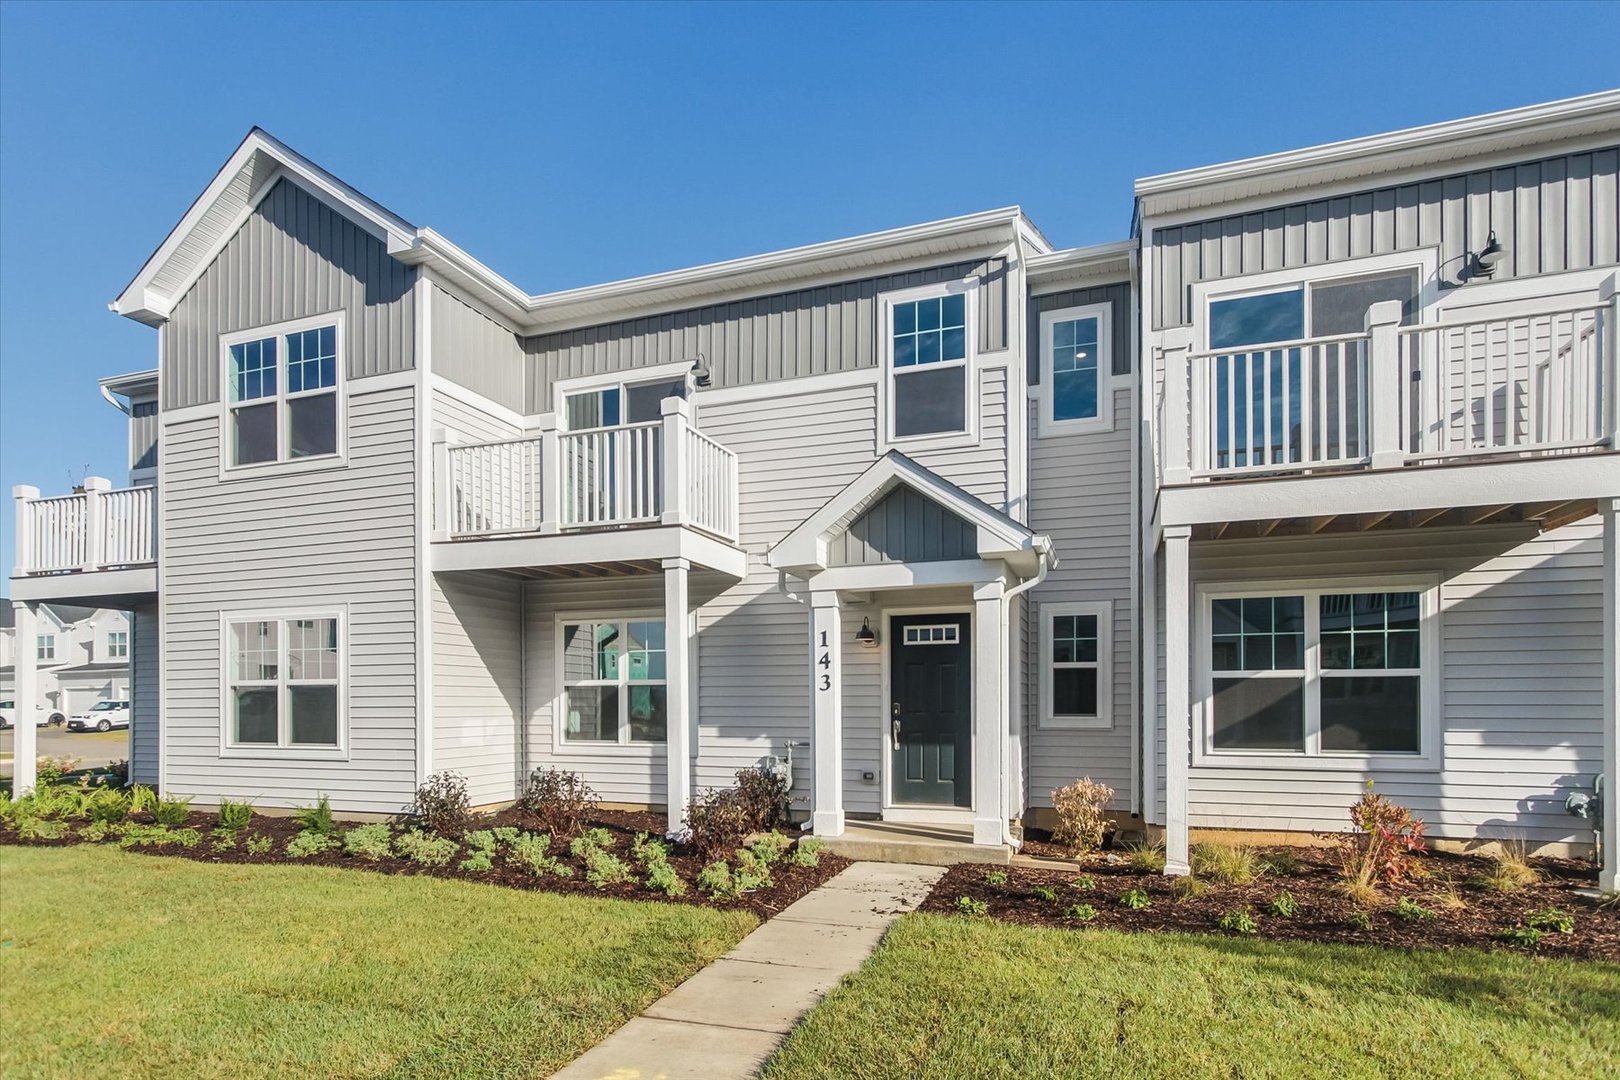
[1336,781,1427,900]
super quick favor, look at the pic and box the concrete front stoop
[550,862,944,1080]
[817,820,1012,866]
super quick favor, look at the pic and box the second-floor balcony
[11,479,158,604]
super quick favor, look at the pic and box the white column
[1601,273,1618,453]
[809,591,844,837]
[1601,498,1619,893]
[537,414,561,534]
[81,476,111,572]
[660,396,690,527]
[1004,592,1025,829]
[1163,526,1192,876]
[12,602,39,795]
[663,557,692,839]
[430,428,452,541]
[13,484,39,576]
[973,579,1007,847]
[1365,299,1405,469]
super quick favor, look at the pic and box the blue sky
[1,0,1617,576]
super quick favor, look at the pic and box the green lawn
[763,913,1620,1080]
[0,845,755,1079]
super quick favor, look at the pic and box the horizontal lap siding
[433,570,522,807]
[1154,521,1604,845]
[523,257,1009,413]
[161,178,416,410]
[1151,146,1620,330]
[1025,386,1135,810]
[430,284,526,413]
[160,385,418,813]
[130,604,159,785]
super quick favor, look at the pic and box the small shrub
[460,850,494,872]
[119,824,200,849]
[697,860,740,900]
[394,829,458,867]
[293,795,337,837]
[518,767,598,839]
[1336,878,1382,908]
[412,771,472,838]
[645,861,686,897]
[1030,884,1058,904]
[464,829,499,858]
[87,790,132,825]
[1257,849,1306,876]
[1169,875,1208,901]
[685,787,753,861]
[103,759,130,786]
[1346,911,1374,931]
[748,831,792,868]
[1267,891,1300,918]
[286,830,337,858]
[245,834,274,857]
[733,847,773,891]
[216,798,254,831]
[491,826,522,847]
[128,785,159,814]
[509,832,571,877]
[342,823,396,861]
[1119,888,1152,910]
[15,816,68,840]
[150,796,192,827]
[631,832,668,866]
[1218,909,1258,935]
[1473,844,1540,892]
[1065,902,1098,922]
[788,837,826,868]
[1125,841,1166,874]
[35,755,81,786]
[1395,896,1435,923]
[581,847,632,888]
[1334,780,1427,897]
[1192,843,1260,885]
[1498,925,1543,948]
[1525,907,1575,934]
[1050,777,1114,854]
[955,895,989,916]
[983,869,1009,887]
[734,764,790,832]
[1070,874,1096,891]
[210,829,237,852]
[1429,876,1469,911]
[78,820,110,842]
[568,827,615,859]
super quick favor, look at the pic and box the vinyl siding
[1150,146,1620,329]
[159,384,418,813]
[829,485,978,566]
[161,177,417,410]
[1024,385,1136,810]
[1029,280,1133,379]
[430,283,526,413]
[523,257,1010,413]
[1150,520,1606,847]
[129,605,158,784]
[432,570,523,807]
[130,401,158,474]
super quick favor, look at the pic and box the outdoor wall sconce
[1467,231,1508,280]
[855,617,878,648]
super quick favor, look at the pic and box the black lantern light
[855,617,878,648]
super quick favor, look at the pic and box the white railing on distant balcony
[12,478,156,576]
[1161,290,1617,484]
[433,397,739,543]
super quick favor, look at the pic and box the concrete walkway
[551,861,944,1080]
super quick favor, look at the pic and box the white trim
[1192,573,1442,771]
[428,372,531,433]
[877,277,982,454]
[1038,600,1114,730]
[1038,301,1115,437]
[879,605,974,815]
[553,362,695,430]
[216,606,349,761]
[347,368,419,395]
[693,366,879,408]
[217,310,349,479]
[414,273,434,784]
[806,560,1009,595]
[550,611,671,755]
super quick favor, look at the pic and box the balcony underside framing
[430,523,748,579]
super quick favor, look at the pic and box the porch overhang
[8,568,158,608]
[430,525,748,579]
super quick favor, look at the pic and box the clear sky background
[1,0,1617,577]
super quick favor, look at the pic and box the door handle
[891,707,901,750]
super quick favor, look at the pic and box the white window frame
[554,361,693,433]
[106,631,129,660]
[217,607,348,759]
[1039,601,1113,730]
[878,278,981,453]
[1038,302,1114,437]
[1193,574,1441,771]
[552,612,670,753]
[36,634,56,662]
[219,311,348,477]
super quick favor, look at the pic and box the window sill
[882,428,980,455]
[218,745,350,762]
[1192,750,1441,772]
[553,741,668,756]
[1040,716,1113,731]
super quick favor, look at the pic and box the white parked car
[0,700,59,729]
[67,700,130,732]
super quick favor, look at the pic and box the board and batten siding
[1023,385,1136,811]
[829,485,978,567]
[430,283,526,413]
[160,177,417,410]
[1028,280,1134,379]
[159,383,418,813]
[432,570,523,807]
[522,257,1009,413]
[1150,146,1620,330]
[129,603,159,785]
[1149,521,1606,848]
[130,401,159,474]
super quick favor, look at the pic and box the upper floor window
[883,283,975,444]
[563,375,686,431]
[1038,302,1113,436]
[223,316,343,468]
[559,618,667,746]
[225,613,343,751]
[36,634,56,661]
[1207,269,1418,350]
[106,631,129,660]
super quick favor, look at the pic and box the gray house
[9,91,1618,889]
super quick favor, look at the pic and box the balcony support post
[81,476,111,573]
[538,414,561,534]
[1366,300,1405,469]
[12,601,39,796]
[1601,272,1618,451]
[663,556,694,840]
[12,484,38,576]
[1162,525,1192,877]
[1162,345,1193,484]
[431,428,452,542]
[809,590,844,837]
[660,396,690,527]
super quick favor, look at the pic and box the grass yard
[763,913,1620,1080]
[0,845,756,1079]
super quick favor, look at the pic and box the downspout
[1000,535,1055,847]
[777,570,813,826]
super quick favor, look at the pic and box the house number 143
[817,631,831,691]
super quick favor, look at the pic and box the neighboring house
[0,601,131,719]
[7,92,1617,891]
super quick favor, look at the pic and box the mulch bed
[0,806,849,920]
[920,846,1620,960]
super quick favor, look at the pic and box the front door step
[818,821,1011,866]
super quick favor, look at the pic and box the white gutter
[997,535,1055,848]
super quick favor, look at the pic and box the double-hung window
[559,618,668,746]
[884,283,975,444]
[1039,302,1113,436]
[106,631,129,660]
[36,634,56,661]
[1041,601,1113,729]
[223,315,343,468]
[225,613,343,751]
[1200,581,1436,766]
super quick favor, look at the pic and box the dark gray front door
[890,613,971,808]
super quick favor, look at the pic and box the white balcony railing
[1162,290,1618,483]
[12,479,156,576]
[435,397,740,544]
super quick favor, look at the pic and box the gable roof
[768,453,1052,576]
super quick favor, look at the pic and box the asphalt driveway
[0,726,129,776]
